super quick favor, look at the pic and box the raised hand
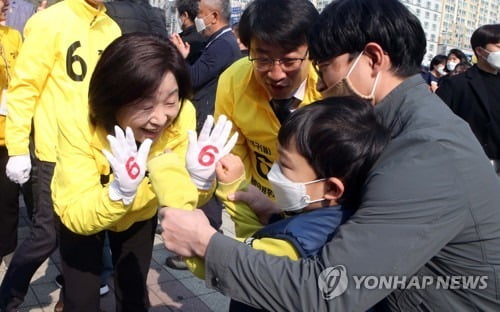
[102,126,152,205]
[185,115,238,190]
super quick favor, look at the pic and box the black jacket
[105,0,167,38]
[437,65,500,159]
[189,26,240,132]
[179,25,205,65]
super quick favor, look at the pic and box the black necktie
[270,98,299,124]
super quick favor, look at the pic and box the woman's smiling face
[115,72,181,143]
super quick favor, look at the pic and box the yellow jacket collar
[66,0,107,24]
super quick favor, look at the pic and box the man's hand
[186,115,238,190]
[228,185,281,225]
[170,33,190,59]
[161,208,217,257]
[216,153,244,184]
[102,126,152,205]
[6,154,31,184]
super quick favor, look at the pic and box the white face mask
[436,65,447,76]
[447,61,458,71]
[267,162,326,212]
[482,48,500,70]
[194,16,207,33]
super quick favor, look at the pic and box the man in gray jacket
[160,0,500,310]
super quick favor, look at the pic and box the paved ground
[0,201,235,312]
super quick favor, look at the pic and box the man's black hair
[176,0,199,21]
[470,24,500,56]
[308,0,426,78]
[238,0,318,52]
[278,97,389,209]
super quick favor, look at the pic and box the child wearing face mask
[213,96,389,311]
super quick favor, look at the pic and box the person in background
[449,61,472,76]
[105,0,167,38]
[421,54,446,92]
[5,0,34,34]
[167,0,240,270]
[51,33,196,311]
[160,0,500,310]
[0,0,26,268]
[437,24,500,176]
[446,48,470,73]
[175,0,205,65]
[0,0,121,310]
[231,22,248,57]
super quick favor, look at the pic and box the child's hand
[216,154,244,184]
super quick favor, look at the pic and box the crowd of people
[0,0,499,311]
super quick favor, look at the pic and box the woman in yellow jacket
[51,34,197,311]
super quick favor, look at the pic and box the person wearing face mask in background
[421,54,447,92]
[170,0,239,134]
[167,0,240,270]
[445,48,470,74]
[212,97,389,312]
[437,24,500,176]
[175,0,205,65]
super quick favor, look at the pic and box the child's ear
[324,177,344,200]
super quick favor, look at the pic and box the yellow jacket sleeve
[147,152,198,210]
[52,124,143,235]
[216,174,263,240]
[217,175,301,259]
[5,14,54,156]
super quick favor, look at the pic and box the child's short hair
[278,96,389,209]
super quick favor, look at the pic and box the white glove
[6,154,31,185]
[186,115,238,190]
[102,126,152,205]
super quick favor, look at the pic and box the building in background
[400,0,443,66]
[438,0,498,61]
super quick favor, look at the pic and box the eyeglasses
[249,50,309,72]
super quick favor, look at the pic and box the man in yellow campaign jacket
[0,0,26,269]
[0,0,121,309]
[214,0,321,200]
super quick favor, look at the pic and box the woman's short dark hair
[89,34,191,133]
[238,0,318,52]
[430,54,447,71]
[278,97,389,209]
[470,24,500,55]
[308,0,426,78]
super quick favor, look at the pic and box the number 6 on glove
[102,126,152,205]
[186,115,238,190]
